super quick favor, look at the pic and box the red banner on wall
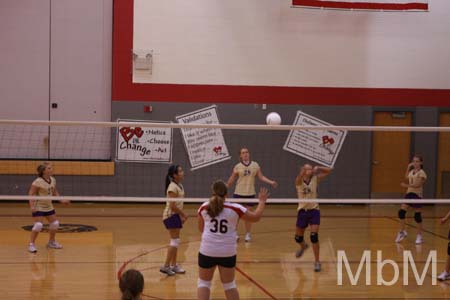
[292,0,428,11]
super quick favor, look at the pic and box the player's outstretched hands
[258,187,269,203]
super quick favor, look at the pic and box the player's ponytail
[207,180,227,218]
[165,164,179,192]
[119,269,144,300]
[121,290,134,300]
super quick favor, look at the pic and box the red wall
[112,0,450,106]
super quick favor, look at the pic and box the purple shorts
[163,214,182,229]
[296,209,320,229]
[233,194,256,207]
[404,192,422,209]
[32,209,55,217]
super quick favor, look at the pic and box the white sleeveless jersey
[163,181,184,219]
[198,202,247,257]
[407,169,427,197]
[31,176,56,212]
[296,175,319,210]
[233,161,260,196]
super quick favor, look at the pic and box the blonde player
[160,164,187,276]
[438,210,450,281]
[294,164,332,272]
[197,180,268,300]
[226,148,277,242]
[28,162,69,253]
[395,155,427,244]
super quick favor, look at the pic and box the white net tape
[1,196,450,204]
[1,119,450,132]
[1,119,449,204]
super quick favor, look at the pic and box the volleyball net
[0,116,449,205]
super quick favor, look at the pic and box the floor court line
[5,259,443,265]
[1,214,445,218]
[236,266,279,300]
[327,237,337,266]
[118,235,279,300]
[386,216,448,240]
[142,293,165,300]
[386,216,448,282]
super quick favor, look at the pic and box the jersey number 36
[210,219,228,234]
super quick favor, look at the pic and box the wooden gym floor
[0,202,449,300]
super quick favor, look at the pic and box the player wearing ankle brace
[160,164,187,276]
[197,180,268,300]
[395,155,427,245]
[294,163,332,272]
[28,162,69,253]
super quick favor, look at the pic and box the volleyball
[266,112,282,125]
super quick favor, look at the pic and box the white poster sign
[176,106,230,170]
[116,120,173,163]
[283,111,347,168]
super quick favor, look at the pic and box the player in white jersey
[160,164,188,276]
[28,162,69,253]
[197,180,268,300]
[395,155,427,244]
[294,163,332,272]
[227,148,277,242]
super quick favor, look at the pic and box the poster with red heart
[283,111,347,168]
[116,120,173,163]
[176,105,230,170]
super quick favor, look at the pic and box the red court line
[117,222,446,300]
[142,293,164,300]
[120,236,280,300]
[117,246,170,300]
[117,245,168,280]
[236,266,279,300]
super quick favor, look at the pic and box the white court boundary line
[1,196,450,204]
[1,119,450,132]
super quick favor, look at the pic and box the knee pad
[310,232,319,244]
[170,238,180,248]
[198,279,211,289]
[32,222,43,232]
[295,235,304,244]
[448,242,450,256]
[414,212,422,223]
[49,220,59,231]
[222,280,237,291]
[398,209,407,220]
